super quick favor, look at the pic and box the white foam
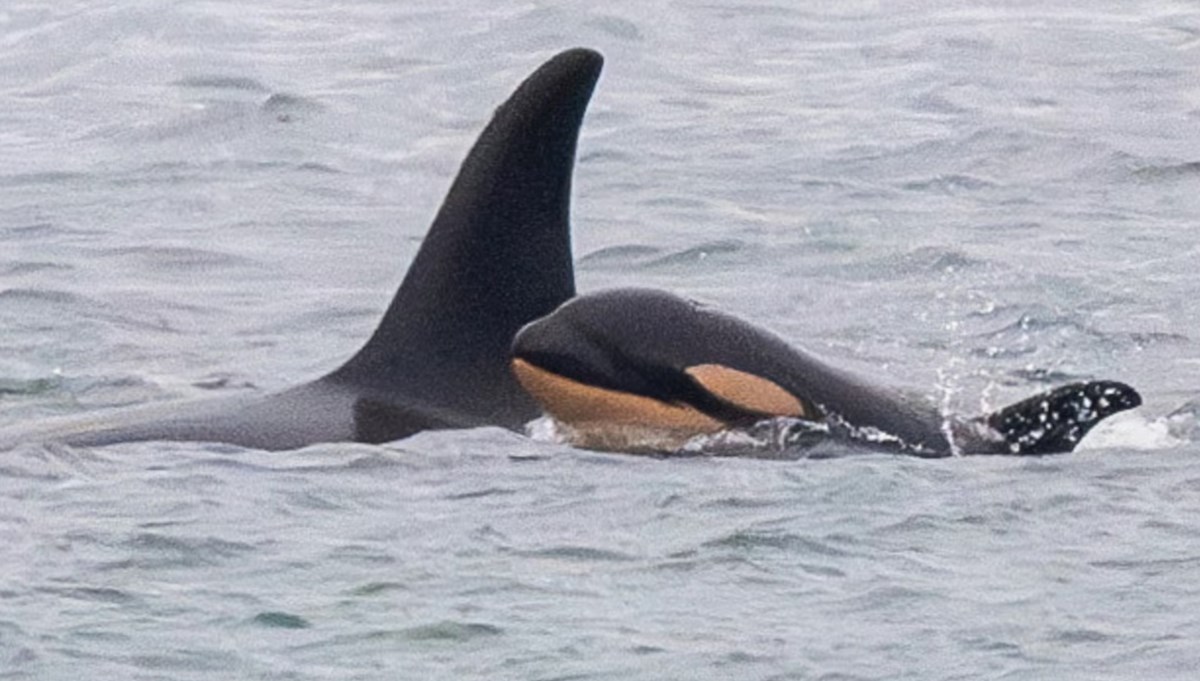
[524,414,567,444]
[1075,412,1185,451]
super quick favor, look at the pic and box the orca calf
[0,48,604,451]
[511,288,1142,456]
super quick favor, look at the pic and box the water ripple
[252,611,311,629]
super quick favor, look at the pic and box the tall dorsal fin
[327,48,603,426]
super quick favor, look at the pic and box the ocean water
[3,1,1200,678]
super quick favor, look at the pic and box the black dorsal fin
[981,380,1141,455]
[327,48,604,426]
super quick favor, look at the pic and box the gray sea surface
[3,1,1200,678]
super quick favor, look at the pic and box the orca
[0,48,604,451]
[511,288,1142,456]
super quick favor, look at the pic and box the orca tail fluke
[978,380,1142,455]
[328,49,604,427]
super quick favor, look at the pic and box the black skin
[513,288,1142,457]
[983,380,1142,455]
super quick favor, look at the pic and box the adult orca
[511,288,1142,456]
[0,48,604,451]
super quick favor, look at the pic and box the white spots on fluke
[990,382,1140,455]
